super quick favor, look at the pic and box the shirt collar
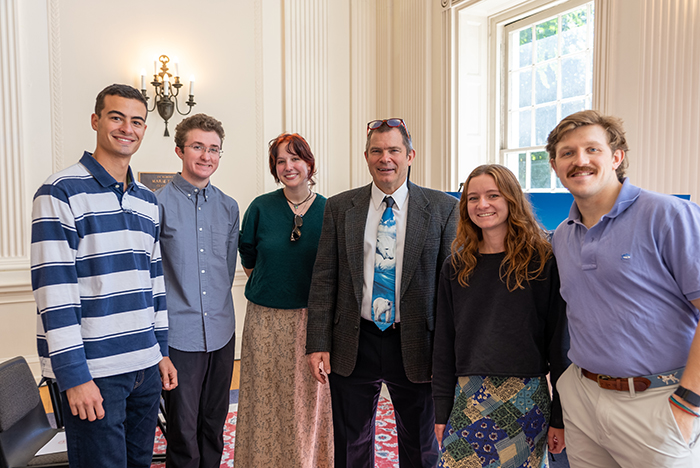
[371,179,409,211]
[566,177,641,225]
[80,151,135,190]
[172,173,211,199]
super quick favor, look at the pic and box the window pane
[535,62,558,105]
[504,152,527,187]
[561,7,587,55]
[517,70,533,108]
[519,28,533,67]
[519,110,532,147]
[501,1,594,193]
[562,99,585,118]
[531,151,551,189]
[587,50,593,94]
[561,55,586,99]
[535,105,556,145]
[536,18,558,62]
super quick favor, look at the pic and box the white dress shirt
[361,181,409,323]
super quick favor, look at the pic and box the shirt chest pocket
[211,224,232,257]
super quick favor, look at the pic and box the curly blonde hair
[451,164,552,291]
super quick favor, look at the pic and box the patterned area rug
[151,396,399,467]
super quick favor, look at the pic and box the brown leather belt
[581,368,652,392]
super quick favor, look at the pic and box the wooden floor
[40,360,241,413]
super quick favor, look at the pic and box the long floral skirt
[233,302,334,468]
[438,375,550,468]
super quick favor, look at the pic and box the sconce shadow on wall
[140,55,196,136]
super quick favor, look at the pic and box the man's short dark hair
[94,84,148,117]
[174,114,225,149]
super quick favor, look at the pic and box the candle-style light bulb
[189,76,195,96]
[163,74,170,96]
[140,69,146,90]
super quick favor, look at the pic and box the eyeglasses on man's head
[366,118,411,140]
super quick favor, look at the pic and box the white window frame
[501,0,595,192]
[447,0,610,192]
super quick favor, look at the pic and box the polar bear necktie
[372,196,396,331]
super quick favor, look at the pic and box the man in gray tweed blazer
[306,118,458,467]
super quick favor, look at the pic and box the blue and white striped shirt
[31,152,168,392]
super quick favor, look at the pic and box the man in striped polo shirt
[31,84,178,468]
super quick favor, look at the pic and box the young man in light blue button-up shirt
[156,113,239,468]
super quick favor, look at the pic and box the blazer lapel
[346,184,372,308]
[401,182,431,297]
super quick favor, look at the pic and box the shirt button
[204,313,208,316]
[202,291,207,295]
[201,270,205,274]
[187,193,191,197]
[200,248,204,252]
[198,207,201,210]
[194,189,199,193]
[199,227,203,231]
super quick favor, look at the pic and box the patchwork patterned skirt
[438,375,550,468]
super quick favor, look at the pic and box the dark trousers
[164,335,235,468]
[62,364,161,468]
[329,319,438,468]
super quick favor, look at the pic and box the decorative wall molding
[0,258,32,303]
[47,0,64,173]
[0,0,28,264]
[254,0,264,194]
[284,0,330,196]
[350,0,376,188]
[389,0,430,187]
[592,0,612,114]
[440,7,454,190]
[635,0,700,199]
[0,287,33,305]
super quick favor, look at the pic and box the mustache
[567,166,596,177]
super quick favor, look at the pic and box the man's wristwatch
[674,385,700,407]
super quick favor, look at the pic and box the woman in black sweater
[432,164,569,468]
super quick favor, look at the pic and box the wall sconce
[140,55,196,136]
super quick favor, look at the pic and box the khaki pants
[558,364,700,467]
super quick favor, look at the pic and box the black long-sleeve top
[432,252,570,428]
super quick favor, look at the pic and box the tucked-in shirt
[156,173,239,353]
[360,181,409,322]
[552,179,700,377]
[31,152,167,392]
[238,189,326,309]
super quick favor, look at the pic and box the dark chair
[0,356,69,468]
[39,374,168,464]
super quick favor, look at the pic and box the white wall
[4,0,698,378]
[601,0,700,200]
[1,0,359,374]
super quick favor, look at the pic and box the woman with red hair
[235,133,333,467]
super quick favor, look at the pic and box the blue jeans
[61,364,161,468]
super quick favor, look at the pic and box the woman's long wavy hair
[451,164,552,291]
